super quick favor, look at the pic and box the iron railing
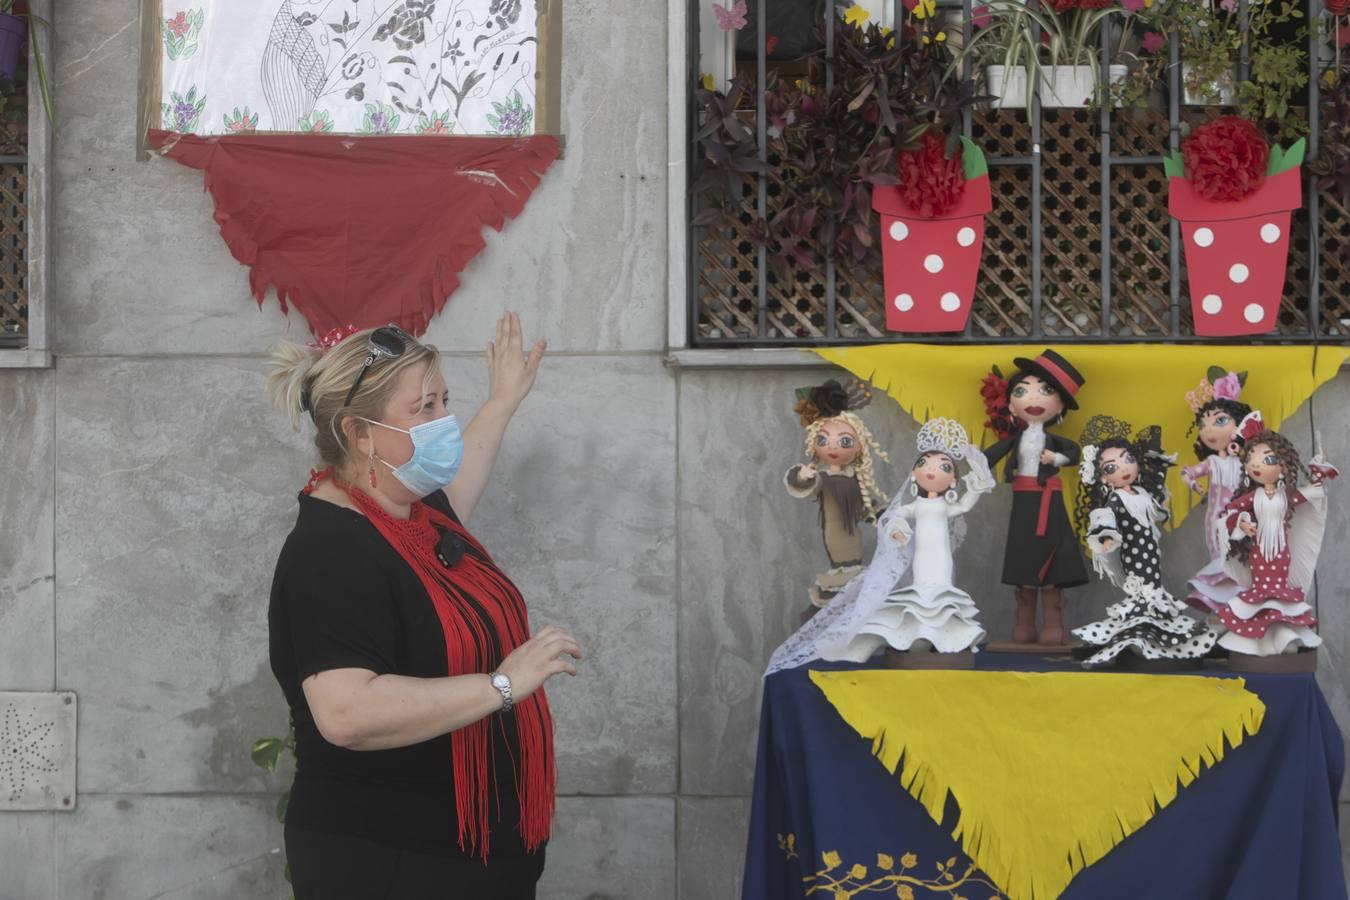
[688,0,1337,346]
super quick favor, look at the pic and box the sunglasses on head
[344,325,414,408]
[300,325,415,420]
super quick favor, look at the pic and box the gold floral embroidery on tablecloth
[779,835,1007,899]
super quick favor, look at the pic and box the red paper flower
[1047,0,1078,12]
[1327,0,1350,15]
[1181,116,1269,202]
[897,132,966,218]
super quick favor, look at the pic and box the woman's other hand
[497,625,584,701]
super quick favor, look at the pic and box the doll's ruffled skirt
[1185,557,1243,614]
[838,582,987,659]
[1074,593,1219,667]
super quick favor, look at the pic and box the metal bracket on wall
[0,691,77,811]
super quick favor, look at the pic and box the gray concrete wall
[0,1,1346,897]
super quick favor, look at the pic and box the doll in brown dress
[785,379,891,608]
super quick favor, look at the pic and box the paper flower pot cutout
[1166,119,1304,337]
[873,136,992,333]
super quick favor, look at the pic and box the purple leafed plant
[692,12,974,269]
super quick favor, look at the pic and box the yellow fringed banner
[810,669,1266,900]
[813,344,1349,531]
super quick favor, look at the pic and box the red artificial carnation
[1047,0,1077,12]
[1327,0,1350,15]
[897,131,966,218]
[1181,115,1270,202]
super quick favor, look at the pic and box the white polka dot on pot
[1244,303,1265,324]
[1201,294,1223,315]
[1229,263,1249,284]
[894,293,914,312]
[940,292,961,312]
[890,221,909,242]
[1260,223,1281,244]
[1193,227,1214,248]
[956,227,976,247]
[924,254,944,273]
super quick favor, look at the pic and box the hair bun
[266,340,321,428]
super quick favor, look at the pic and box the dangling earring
[368,447,378,489]
[909,480,919,498]
[945,488,959,504]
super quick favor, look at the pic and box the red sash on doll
[1012,475,1063,537]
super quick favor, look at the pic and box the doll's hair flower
[1211,372,1242,401]
[1079,445,1100,485]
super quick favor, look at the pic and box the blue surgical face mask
[361,413,463,497]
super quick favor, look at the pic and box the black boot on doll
[981,350,1089,649]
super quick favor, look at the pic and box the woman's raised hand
[486,312,546,411]
[497,625,584,701]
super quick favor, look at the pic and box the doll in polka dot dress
[1071,417,1218,667]
[1217,430,1338,657]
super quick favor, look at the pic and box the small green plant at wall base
[251,724,296,886]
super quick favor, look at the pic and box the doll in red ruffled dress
[1218,429,1338,656]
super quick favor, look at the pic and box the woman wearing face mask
[264,315,582,899]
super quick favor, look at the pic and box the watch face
[491,673,510,690]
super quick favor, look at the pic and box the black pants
[285,825,545,900]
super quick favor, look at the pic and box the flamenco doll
[785,379,891,609]
[981,349,1088,647]
[764,419,994,674]
[1218,430,1338,661]
[1071,417,1218,667]
[1180,368,1258,615]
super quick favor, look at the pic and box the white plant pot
[986,64,1128,109]
[1182,64,1237,106]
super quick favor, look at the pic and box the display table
[743,655,1346,899]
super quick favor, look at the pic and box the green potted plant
[953,0,1127,113]
[0,1,51,122]
[1150,0,1305,133]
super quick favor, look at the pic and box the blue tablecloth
[743,655,1347,899]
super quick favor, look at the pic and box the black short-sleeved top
[268,488,530,859]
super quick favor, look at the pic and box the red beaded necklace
[303,467,555,858]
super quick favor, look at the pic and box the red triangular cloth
[147,129,559,336]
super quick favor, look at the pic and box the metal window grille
[689,0,1347,345]
[0,62,29,348]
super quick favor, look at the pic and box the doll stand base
[1112,654,1205,673]
[1225,648,1318,674]
[883,648,975,670]
[984,640,1081,655]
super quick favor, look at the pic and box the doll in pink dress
[1218,430,1338,656]
[1179,370,1256,614]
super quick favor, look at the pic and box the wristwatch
[488,671,514,712]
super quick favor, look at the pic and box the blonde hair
[266,328,441,477]
[803,412,891,520]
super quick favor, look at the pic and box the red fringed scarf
[304,469,555,858]
[147,129,559,337]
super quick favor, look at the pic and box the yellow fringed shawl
[811,669,1266,900]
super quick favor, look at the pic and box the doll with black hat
[785,378,891,609]
[980,349,1089,647]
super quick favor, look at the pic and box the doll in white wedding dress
[765,419,995,674]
